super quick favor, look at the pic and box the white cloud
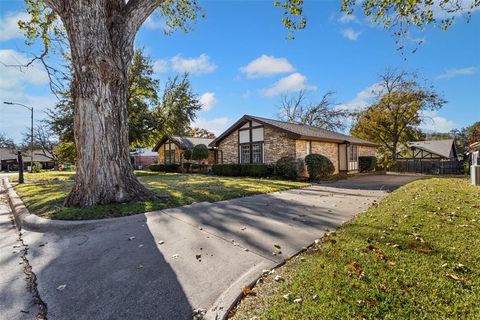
[0,12,29,41]
[192,117,230,135]
[0,49,49,88]
[199,92,216,112]
[336,82,384,111]
[144,15,167,30]
[240,55,295,78]
[262,73,317,97]
[153,54,217,74]
[171,53,217,74]
[421,110,457,132]
[436,66,478,80]
[241,90,251,99]
[338,14,358,24]
[153,59,169,73]
[340,28,362,40]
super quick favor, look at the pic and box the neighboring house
[467,141,480,166]
[152,136,217,165]
[0,148,56,171]
[208,115,377,176]
[398,139,458,160]
[130,148,158,169]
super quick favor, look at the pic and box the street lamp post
[3,101,34,173]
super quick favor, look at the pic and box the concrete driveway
[9,174,417,320]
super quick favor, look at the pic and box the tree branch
[119,0,166,40]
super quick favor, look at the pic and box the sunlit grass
[13,170,308,220]
[232,177,480,319]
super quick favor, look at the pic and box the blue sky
[1,0,479,143]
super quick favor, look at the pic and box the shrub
[359,156,377,172]
[275,157,298,179]
[149,163,180,172]
[190,163,209,173]
[183,162,191,172]
[212,164,270,177]
[305,154,334,180]
[183,148,192,161]
[31,161,43,173]
[192,144,209,161]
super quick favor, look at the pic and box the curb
[1,178,101,232]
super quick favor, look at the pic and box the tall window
[252,143,262,163]
[240,145,251,164]
[164,142,175,164]
[238,120,264,164]
[349,145,358,162]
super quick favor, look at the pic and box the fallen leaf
[128,236,135,241]
[293,298,303,304]
[56,284,67,291]
[446,273,463,281]
[242,285,256,296]
[157,240,164,245]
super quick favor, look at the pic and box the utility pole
[3,102,34,173]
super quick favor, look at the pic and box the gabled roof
[152,136,214,152]
[406,139,456,159]
[209,115,377,147]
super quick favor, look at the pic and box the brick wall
[218,130,238,164]
[263,126,296,163]
[358,145,376,157]
[294,140,339,176]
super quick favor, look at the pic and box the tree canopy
[350,70,445,167]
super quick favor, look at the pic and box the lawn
[232,177,480,319]
[11,170,308,220]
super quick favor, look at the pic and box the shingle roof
[209,115,377,147]
[407,139,456,159]
[152,136,214,151]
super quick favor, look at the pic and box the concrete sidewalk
[0,182,38,319]
[15,175,417,320]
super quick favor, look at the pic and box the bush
[183,148,192,161]
[149,163,180,172]
[212,164,270,177]
[192,144,209,161]
[305,154,334,180]
[183,162,191,172]
[275,157,298,179]
[190,163,209,173]
[31,161,43,173]
[359,156,377,172]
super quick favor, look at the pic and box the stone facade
[294,140,339,177]
[358,145,376,157]
[218,129,238,164]
[263,126,296,163]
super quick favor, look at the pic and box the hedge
[149,163,181,172]
[212,164,272,177]
[359,156,377,172]
[305,154,334,180]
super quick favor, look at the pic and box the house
[130,148,158,169]
[0,148,56,171]
[208,115,377,175]
[398,139,458,160]
[395,139,461,174]
[152,136,217,165]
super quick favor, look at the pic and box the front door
[339,144,347,171]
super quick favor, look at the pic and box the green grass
[12,170,308,220]
[232,177,480,320]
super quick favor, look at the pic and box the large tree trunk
[59,1,158,207]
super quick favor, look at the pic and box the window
[252,144,262,163]
[240,145,251,163]
[164,142,175,164]
[349,145,358,162]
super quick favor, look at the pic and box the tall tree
[22,124,58,162]
[350,70,445,167]
[18,0,477,207]
[0,133,16,149]
[47,52,201,154]
[278,90,349,131]
[189,127,216,139]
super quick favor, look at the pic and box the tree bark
[58,0,158,207]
